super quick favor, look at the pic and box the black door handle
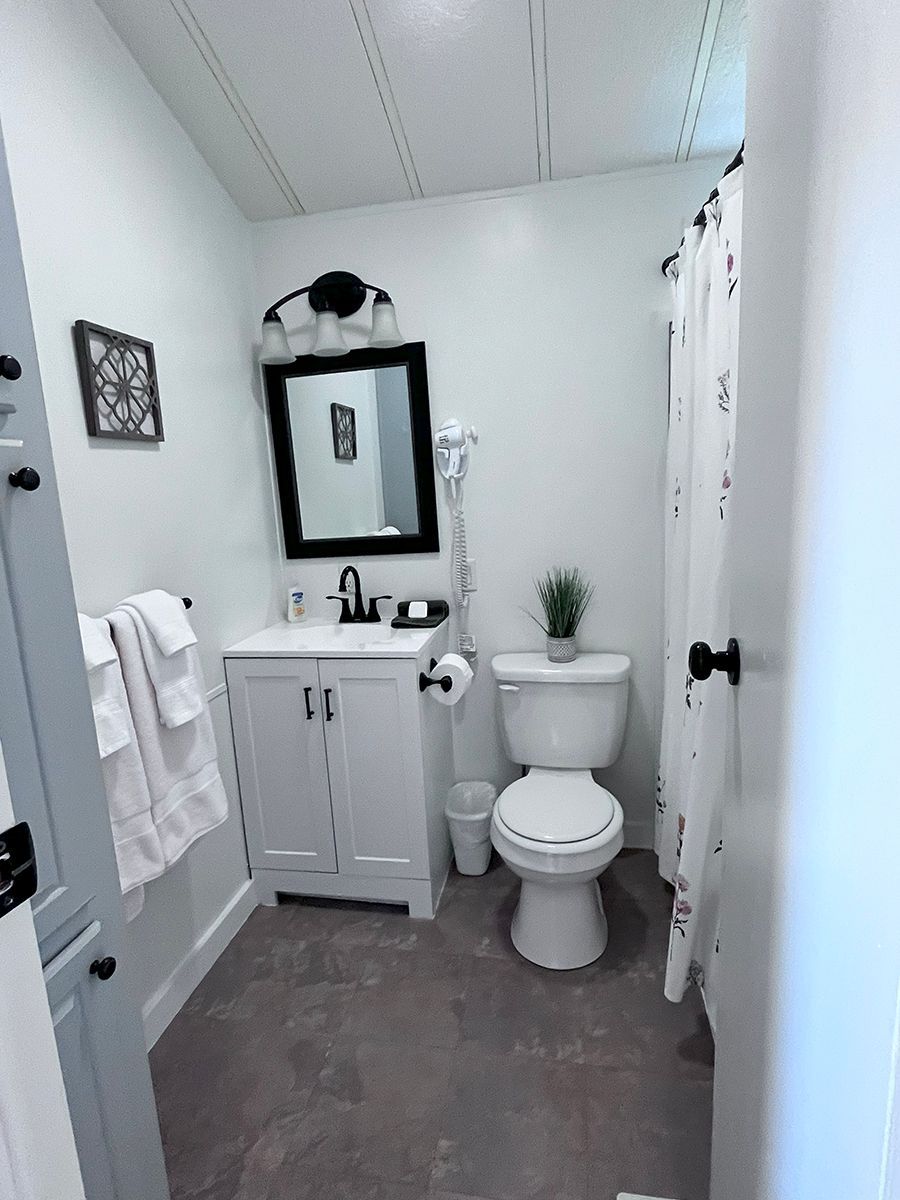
[89,956,117,981]
[8,466,40,491]
[323,688,334,722]
[688,638,741,686]
[303,685,315,720]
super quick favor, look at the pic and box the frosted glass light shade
[259,316,294,364]
[312,309,349,357]
[368,298,403,348]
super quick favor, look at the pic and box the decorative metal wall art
[73,320,164,441]
[330,402,357,460]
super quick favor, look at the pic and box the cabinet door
[226,658,337,872]
[319,659,428,879]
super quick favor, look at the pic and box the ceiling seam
[541,0,552,179]
[347,0,423,199]
[528,0,551,181]
[674,0,711,160]
[167,0,306,214]
[684,0,726,159]
[675,0,724,162]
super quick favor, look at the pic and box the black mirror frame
[264,342,439,559]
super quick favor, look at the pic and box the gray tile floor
[151,850,714,1200]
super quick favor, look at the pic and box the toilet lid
[497,772,615,843]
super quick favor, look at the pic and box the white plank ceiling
[95,0,746,221]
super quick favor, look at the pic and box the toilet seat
[496,769,615,843]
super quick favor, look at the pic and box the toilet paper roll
[428,652,474,705]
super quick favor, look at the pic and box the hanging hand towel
[77,613,132,758]
[114,591,203,729]
[77,614,165,919]
[107,608,228,869]
[118,588,197,655]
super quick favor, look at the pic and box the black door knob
[89,956,117,981]
[0,355,22,381]
[8,466,40,492]
[688,638,741,686]
[8,466,40,491]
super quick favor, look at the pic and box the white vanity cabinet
[224,621,454,918]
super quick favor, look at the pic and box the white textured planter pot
[546,636,577,663]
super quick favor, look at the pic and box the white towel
[77,614,131,759]
[78,615,165,920]
[107,608,228,869]
[114,592,203,729]
[118,588,197,655]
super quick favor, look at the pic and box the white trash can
[446,781,497,876]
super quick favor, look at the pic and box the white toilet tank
[492,652,631,769]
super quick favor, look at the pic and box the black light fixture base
[308,271,368,318]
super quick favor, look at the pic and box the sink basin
[321,624,399,646]
[224,619,444,660]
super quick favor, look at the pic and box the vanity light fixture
[258,270,404,364]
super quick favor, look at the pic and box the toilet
[490,652,631,970]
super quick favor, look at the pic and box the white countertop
[224,619,445,659]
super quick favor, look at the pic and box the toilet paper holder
[419,658,453,694]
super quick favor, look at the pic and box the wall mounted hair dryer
[435,420,477,483]
[434,420,478,659]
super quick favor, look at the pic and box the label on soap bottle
[287,588,306,623]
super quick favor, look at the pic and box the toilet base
[510,877,609,969]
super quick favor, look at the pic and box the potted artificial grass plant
[528,566,594,663]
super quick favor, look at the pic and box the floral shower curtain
[655,164,743,1031]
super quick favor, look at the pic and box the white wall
[253,162,718,845]
[0,0,280,1038]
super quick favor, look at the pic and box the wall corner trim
[623,818,655,851]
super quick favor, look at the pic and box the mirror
[264,343,438,558]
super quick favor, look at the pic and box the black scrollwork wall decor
[330,402,357,461]
[73,320,164,441]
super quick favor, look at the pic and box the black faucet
[327,566,392,624]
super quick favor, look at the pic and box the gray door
[0,127,169,1198]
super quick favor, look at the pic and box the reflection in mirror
[265,343,438,558]
[287,365,418,541]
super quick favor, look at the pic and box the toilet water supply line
[435,420,477,660]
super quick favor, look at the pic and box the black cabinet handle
[323,688,334,722]
[303,685,315,720]
[8,466,40,491]
[89,956,117,981]
[688,638,741,686]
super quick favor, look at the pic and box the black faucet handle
[366,595,392,623]
[326,595,354,624]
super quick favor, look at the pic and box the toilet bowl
[491,652,631,970]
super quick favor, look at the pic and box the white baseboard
[142,879,256,1049]
[624,818,654,849]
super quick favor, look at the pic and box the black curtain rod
[660,142,744,277]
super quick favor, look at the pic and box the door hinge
[0,821,38,919]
